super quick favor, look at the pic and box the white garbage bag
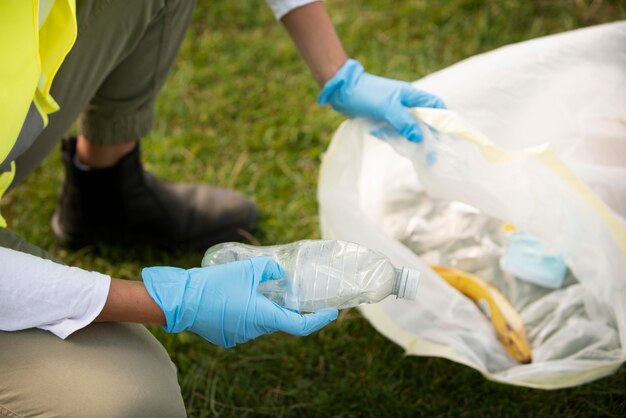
[318,22,626,389]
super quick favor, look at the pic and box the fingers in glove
[401,86,447,109]
[250,256,285,286]
[385,107,424,143]
[272,307,339,337]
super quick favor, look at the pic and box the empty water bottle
[202,239,420,312]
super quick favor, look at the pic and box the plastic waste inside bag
[500,232,567,289]
[317,22,626,389]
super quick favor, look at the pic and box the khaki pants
[12,0,196,186]
[1,0,197,416]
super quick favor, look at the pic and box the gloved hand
[318,59,446,143]
[142,256,338,348]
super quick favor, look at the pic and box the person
[0,1,445,416]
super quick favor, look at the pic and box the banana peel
[431,265,532,364]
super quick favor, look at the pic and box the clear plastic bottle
[201,239,420,312]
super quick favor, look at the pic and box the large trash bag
[318,22,626,389]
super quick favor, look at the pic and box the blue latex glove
[318,59,446,143]
[142,257,338,348]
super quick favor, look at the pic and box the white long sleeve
[0,247,111,339]
[265,0,321,20]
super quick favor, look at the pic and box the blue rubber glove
[142,257,338,348]
[318,59,446,143]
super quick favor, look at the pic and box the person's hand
[318,59,446,143]
[142,257,338,348]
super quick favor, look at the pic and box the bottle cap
[397,268,420,300]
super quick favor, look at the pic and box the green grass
[4,0,626,416]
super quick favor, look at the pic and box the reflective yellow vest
[0,0,77,227]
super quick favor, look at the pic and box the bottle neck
[392,269,403,297]
[391,268,406,297]
[393,267,420,300]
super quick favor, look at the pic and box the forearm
[95,278,165,326]
[0,247,110,338]
[281,1,347,86]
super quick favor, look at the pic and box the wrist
[317,56,349,86]
[95,278,166,326]
[318,59,363,106]
[142,266,196,333]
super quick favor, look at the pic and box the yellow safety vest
[0,0,77,227]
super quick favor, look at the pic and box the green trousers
[1,0,197,416]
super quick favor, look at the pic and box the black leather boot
[52,137,258,250]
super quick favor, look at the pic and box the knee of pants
[0,323,186,418]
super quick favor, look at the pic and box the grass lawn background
[3,0,626,416]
